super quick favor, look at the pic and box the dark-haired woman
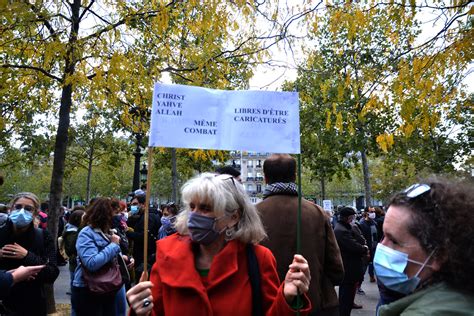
[376,178,474,315]
[63,208,84,313]
[0,192,59,315]
[71,198,125,316]
[158,202,178,240]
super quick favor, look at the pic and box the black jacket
[334,221,367,284]
[358,218,378,251]
[126,212,160,265]
[0,221,59,315]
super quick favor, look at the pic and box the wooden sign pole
[141,147,154,280]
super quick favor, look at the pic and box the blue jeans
[69,271,76,316]
[115,286,127,316]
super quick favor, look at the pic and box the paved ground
[54,264,71,305]
[54,263,380,315]
[346,276,380,316]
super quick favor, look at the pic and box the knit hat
[338,206,356,217]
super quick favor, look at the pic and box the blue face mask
[374,243,435,294]
[161,216,171,227]
[187,212,225,245]
[130,205,139,215]
[9,209,34,228]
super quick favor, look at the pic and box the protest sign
[148,83,300,153]
[323,200,333,212]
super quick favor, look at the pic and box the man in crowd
[257,154,344,316]
[215,165,242,183]
[126,193,160,282]
[358,206,379,286]
[334,206,369,316]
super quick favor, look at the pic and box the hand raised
[126,273,154,316]
[283,254,311,304]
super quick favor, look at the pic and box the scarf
[262,182,298,199]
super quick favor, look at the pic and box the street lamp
[132,133,143,192]
[129,106,150,192]
[140,163,148,187]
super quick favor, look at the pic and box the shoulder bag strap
[32,227,45,254]
[247,243,263,316]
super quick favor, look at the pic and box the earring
[225,228,234,239]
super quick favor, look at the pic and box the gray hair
[10,192,40,213]
[175,173,267,244]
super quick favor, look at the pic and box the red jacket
[149,234,311,316]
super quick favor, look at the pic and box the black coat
[0,221,59,315]
[334,221,367,284]
[126,212,160,265]
[0,269,13,299]
[358,218,378,251]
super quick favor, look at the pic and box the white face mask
[368,212,376,219]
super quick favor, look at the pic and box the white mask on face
[368,212,376,219]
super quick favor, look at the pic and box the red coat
[149,234,311,316]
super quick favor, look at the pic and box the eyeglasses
[404,184,431,199]
[13,204,35,213]
[215,174,237,187]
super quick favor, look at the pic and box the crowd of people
[0,157,472,315]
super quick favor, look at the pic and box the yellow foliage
[325,110,332,129]
[336,112,343,132]
[376,133,394,153]
[403,123,414,137]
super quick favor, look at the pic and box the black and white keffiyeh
[262,182,298,199]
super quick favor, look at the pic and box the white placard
[148,83,300,154]
[323,200,333,211]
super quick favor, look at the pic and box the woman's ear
[228,211,241,227]
[430,251,446,272]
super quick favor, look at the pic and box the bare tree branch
[1,64,62,81]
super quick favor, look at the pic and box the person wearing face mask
[375,178,474,315]
[0,192,60,315]
[126,194,160,284]
[157,202,178,240]
[358,206,378,285]
[126,172,312,316]
[334,206,369,316]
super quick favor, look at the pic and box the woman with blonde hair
[127,173,312,315]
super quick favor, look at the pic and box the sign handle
[142,147,154,281]
[296,154,302,314]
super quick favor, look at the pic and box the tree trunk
[320,177,326,201]
[86,146,94,203]
[48,0,81,249]
[360,147,372,207]
[171,148,177,202]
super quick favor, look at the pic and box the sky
[248,2,473,92]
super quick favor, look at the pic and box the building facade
[229,151,270,204]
